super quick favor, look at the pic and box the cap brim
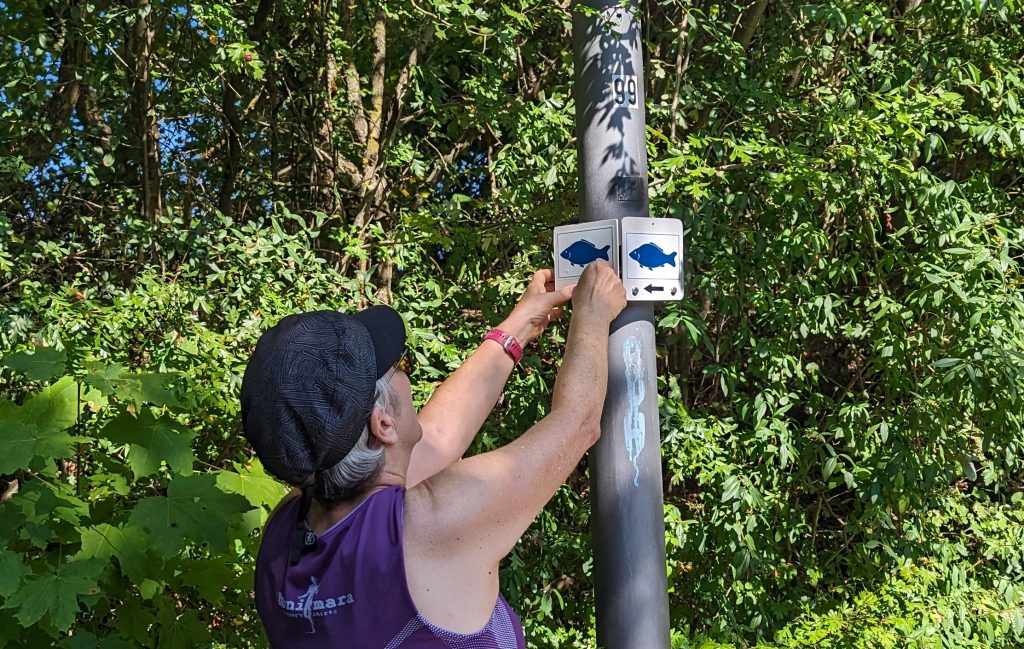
[352,305,406,378]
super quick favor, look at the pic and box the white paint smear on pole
[623,335,645,487]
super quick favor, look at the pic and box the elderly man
[241,261,625,647]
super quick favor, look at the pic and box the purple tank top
[255,486,527,648]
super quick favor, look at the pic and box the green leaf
[216,459,286,511]
[83,363,127,395]
[0,503,26,546]
[0,417,63,474]
[823,456,838,480]
[114,597,156,644]
[99,408,196,478]
[13,484,89,546]
[843,471,856,489]
[721,475,741,502]
[172,557,237,603]
[2,346,67,381]
[139,578,163,600]
[22,375,81,434]
[2,559,104,631]
[543,165,558,187]
[0,550,31,597]
[129,473,253,558]
[77,523,151,582]
[0,610,23,646]
[500,3,530,25]
[85,363,180,408]
[156,608,211,649]
[0,377,87,473]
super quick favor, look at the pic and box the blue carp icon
[629,242,677,270]
[560,239,610,267]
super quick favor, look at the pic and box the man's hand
[571,261,626,326]
[408,268,575,487]
[498,269,573,346]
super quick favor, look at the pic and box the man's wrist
[483,328,524,365]
[572,302,619,328]
[496,318,533,346]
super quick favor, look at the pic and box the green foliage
[0,352,272,646]
[1,0,1023,647]
[3,559,105,631]
[0,377,88,474]
[1,347,67,382]
[100,410,196,479]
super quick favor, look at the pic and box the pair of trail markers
[554,217,684,301]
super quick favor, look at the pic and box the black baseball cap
[240,306,406,485]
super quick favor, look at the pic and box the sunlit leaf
[99,408,196,478]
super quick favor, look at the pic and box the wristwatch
[483,328,524,365]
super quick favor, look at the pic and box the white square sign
[553,220,619,291]
[620,217,684,301]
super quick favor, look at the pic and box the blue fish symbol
[560,239,610,267]
[629,242,677,270]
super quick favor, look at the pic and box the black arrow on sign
[644,284,664,293]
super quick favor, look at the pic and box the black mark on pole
[613,175,643,202]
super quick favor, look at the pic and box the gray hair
[313,377,393,504]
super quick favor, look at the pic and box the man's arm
[406,269,571,487]
[405,262,624,582]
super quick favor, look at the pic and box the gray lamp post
[571,1,672,647]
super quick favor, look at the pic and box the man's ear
[368,406,398,446]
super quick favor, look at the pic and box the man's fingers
[531,268,555,290]
[549,284,574,306]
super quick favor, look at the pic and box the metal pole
[571,2,671,648]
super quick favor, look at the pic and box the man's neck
[305,467,407,534]
[306,485,384,534]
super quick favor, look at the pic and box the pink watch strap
[483,329,524,365]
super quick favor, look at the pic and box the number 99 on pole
[611,75,639,107]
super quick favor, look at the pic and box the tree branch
[364,6,387,174]
[345,61,369,144]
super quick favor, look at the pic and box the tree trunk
[127,0,162,224]
[736,0,770,51]
[220,0,276,216]
[220,80,242,216]
[20,0,87,167]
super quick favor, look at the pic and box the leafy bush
[2,0,1023,647]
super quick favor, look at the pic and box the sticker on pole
[620,217,684,301]
[553,220,619,292]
